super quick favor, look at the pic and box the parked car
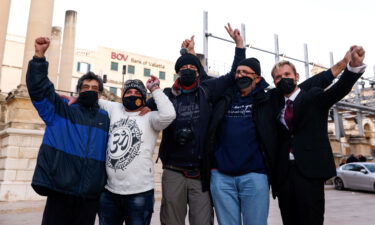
[334,162,375,192]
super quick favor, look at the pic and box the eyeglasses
[235,70,257,76]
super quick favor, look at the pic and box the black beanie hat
[238,58,261,76]
[123,79,147,100]
[175,53,201,73]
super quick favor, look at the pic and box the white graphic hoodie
[99,89,176,195]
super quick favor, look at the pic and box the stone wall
[0,85,46,201]
[0,128,44,201]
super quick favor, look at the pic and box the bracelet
[149,83,160,91]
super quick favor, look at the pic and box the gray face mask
[236,77,253,89]
[276,78,296,95]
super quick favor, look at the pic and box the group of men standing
[27,23,366,225]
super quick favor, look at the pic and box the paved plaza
[0,186,374,225]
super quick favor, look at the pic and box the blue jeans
[210,170,269,225]
[99,189,154,225]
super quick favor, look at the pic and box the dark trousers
[41,193,99,225]
[99,189,154,225]
[277,161,325,225]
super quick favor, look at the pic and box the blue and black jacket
[26,57,110,198]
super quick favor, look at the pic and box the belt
[164,165,199,172]
[165,165,200,179]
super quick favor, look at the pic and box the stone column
[46,26,61,86]
[0,0,12,87]
[20,0,54,85]
[58,10,77,92]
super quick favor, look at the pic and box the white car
[334,162,375,192]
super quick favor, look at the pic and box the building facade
[1,34,177,95]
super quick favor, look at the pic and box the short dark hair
[76,72,104,93]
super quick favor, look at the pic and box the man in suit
[272,46,366,225]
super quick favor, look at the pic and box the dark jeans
[99,189,154,225]
[42,193,99,225]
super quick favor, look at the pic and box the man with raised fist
[272,46,366,225]
[26,37,110,225]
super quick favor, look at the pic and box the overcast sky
[7,0,375,84]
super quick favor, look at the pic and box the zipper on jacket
[78,107,94,195]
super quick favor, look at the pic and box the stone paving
[0,186,374,225]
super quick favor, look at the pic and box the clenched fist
[146,75,160,92]
[349,45,365,68]
[34,37,50,58]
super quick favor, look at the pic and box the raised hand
[225,23,243,48]
[349,45,365,67]
[34,37,50,58]
[181,35,196,55]
[146,75,160,92]
[342,50,351,65]
[331,50,351,77]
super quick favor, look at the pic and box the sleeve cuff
[347,63,367,74]
[235,47,246,54]
[151,88,163,96]
[324,69,335,81]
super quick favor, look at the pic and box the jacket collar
[171,77,199,96]
[248,78,270,104]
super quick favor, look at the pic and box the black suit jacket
[274,68,363,192]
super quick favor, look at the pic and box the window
[365,164,375,173]
[111,62,118,71]
[342,164,355,171]
[345,164,364,172]
[159,71,166,80]
[109,87,117,96]
[77,62,91,73]
[144,68,151,77]
[128,65,135,74]
[173,74,179,81]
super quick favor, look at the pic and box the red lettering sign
[111,52,128,61]
[111,52,117,59]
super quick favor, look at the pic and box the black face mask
[276,78,296,95]
[236,77,253,89]
[77,91,98,108]
[122,96,144,111]
[179,69,197,86]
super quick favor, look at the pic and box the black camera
[175,127,194,146]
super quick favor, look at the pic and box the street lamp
[121,65,127,89]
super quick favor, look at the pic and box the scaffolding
[202,11,375,142]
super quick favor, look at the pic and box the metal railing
[202,11,375,142]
